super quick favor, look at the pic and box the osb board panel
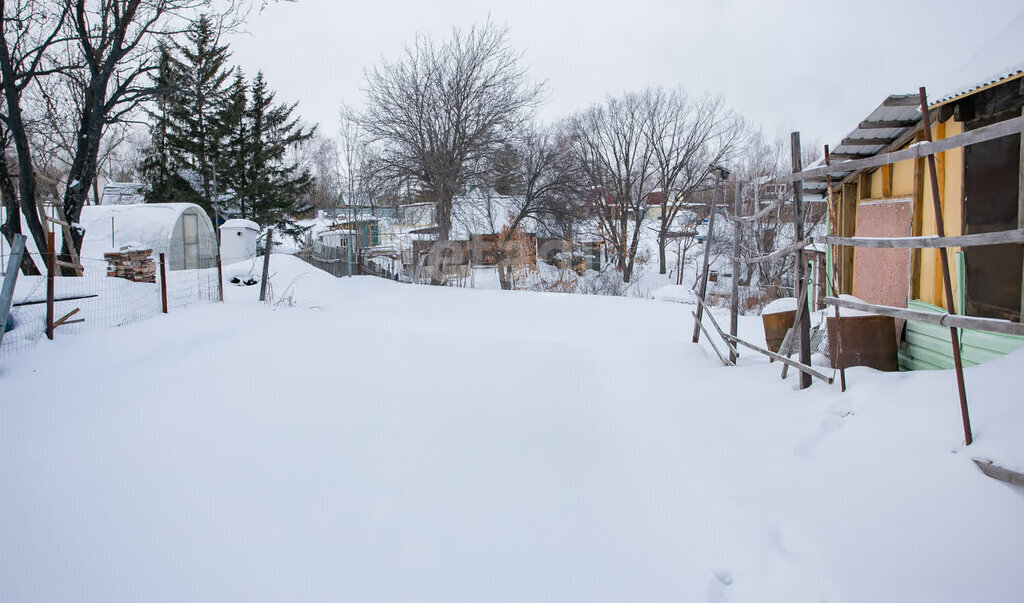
[853,199,912,307]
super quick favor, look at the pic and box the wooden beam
[691,312,733,367]
[858,119,919,129]
[883,94,922,107]
[0,235,26,351]
[770,115,1024,184]
[830,152,875,160]
[841,137,898,146]
[693,292,740,358]
[51,307,80,329]
[722,333,835,384]
[824,296,1024,337]
[822,228,1024,249]
[738,236,814,265]
[973,459,1024,487]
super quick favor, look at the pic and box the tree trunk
[658,199,668,274]
[0,149,41,274]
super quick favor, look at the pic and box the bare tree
[568,91,654,283]
[489,126,578,290]
[360,21,544,282]
[0,0,70,273]
[642,86,742,275]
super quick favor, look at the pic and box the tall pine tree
[140,45,203,206]
[164,15,234,220]
[232,71,315,230]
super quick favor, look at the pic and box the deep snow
[1,254,1022,603]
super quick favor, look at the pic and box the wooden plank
[973,459,1024,487]
[824,296,1024,337]
[0,235,27,351]
[51,307,80,329]
[840,183,857,293]
[769,115,1024,185]
[722,332,834,384]
[841,137,897,146]
[858,119,919,129]
[821,228,1024,248]
[739,236,814,265]
[691,312,733,367]
[830,152,875,160]
[693,293,740,358]
[1019,107,1023,323]
[883,94,921,107]
[734,199,785,222]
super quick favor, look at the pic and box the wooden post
[216,254,224,303]
[730,181,741,363]
[919,87,972,445]
[1019,107,1023,322]
[46,231,55,340]
[0,234,26,351]
[159,253,168,314]
[791,132,812,389]
[259,229,273,302]
[824,146,847,391]
[692,174,721,343]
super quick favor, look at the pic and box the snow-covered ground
[2,254,1022,603]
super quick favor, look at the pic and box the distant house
[79,203,218,270]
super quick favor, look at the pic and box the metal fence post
[159,253,168,314]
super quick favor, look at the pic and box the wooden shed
[825,72,1024,368]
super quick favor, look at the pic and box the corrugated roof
[804,94,921,193]
[931,66,1024,107]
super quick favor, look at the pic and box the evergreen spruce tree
[238,71,315,231]
[164,15,234,220]
[218,71,250,218]
[139,45,202,205]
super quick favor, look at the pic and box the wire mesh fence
[1,235,221,358]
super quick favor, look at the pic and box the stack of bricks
[104,245,156,283]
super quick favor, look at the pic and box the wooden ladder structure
[38,202,84,276]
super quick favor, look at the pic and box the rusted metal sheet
[762,310,796,353]
[826,315,899,372]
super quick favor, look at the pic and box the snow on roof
[100,182,146,205]
[220,218,260,231]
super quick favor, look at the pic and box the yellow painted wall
[855,120,965,311]
[917,119,964,311]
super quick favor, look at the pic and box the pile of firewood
[104,246,156,283]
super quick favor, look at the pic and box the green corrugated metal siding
[898,300,1024,370]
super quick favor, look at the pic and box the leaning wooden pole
[791,132,812,389]
[918,87,972,445]
[824,146,847,392]
[0,234,27,351]
[692,175,721,343]
[729,181,742,363]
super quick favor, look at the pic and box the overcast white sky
[226,0,1024,148]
